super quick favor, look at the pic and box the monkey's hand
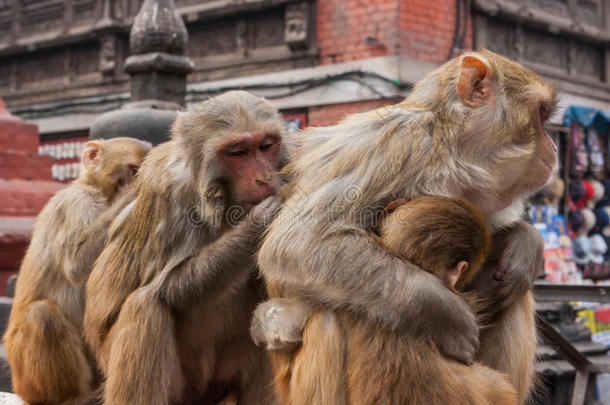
[251,298,313,351]
[475,221,543,314]
[244,196,283,237]
[419,281,480,365]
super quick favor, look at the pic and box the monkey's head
[173,91,291,214]
[379,196,491,291]
[79,137,152,202]
[407,49,557,206]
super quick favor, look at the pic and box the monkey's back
[9,184,107,324]
[339,312,517,405]
[284,310,517,405]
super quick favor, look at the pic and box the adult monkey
[5,138,151,405]
[83,91,291,405]
[257,50,554,404]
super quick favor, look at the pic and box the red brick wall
[308,99,396,126]
[400,0,473,63]
[317,0,399,64]
[316,0,473,65]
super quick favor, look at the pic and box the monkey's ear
[383,198,409,215]
[456,55,492,107]
[446,261,468,289]
[82,141,103,167]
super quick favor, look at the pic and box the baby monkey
[252,196,517,405]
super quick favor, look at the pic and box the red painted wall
[0,98,64,295]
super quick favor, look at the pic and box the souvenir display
[534,105,610,282]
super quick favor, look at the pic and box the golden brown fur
[263,197,516,405]
[4,137,151,405]
[258,50,554,404]
[84,91,290,405]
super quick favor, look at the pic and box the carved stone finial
[123,0,193,107]
[130,0,188,55]
[90,0,194,144]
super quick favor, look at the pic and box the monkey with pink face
[255,50,555,405]
[83,91,293,405]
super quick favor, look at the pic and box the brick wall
[317,0,473,65]
[308,99,396,126]
[317,0,399,64]
[400,0,473,63]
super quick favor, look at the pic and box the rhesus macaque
[257,50,555,404]
[253,197,517,405]
[4,137,151,405]
[83,91,291,405]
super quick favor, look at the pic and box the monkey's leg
[289,311,347,405]
[476,292,536,404]
[4,300,93,405]
[234,344,278,405]
[102,290,183,405]
[268,350,296,405]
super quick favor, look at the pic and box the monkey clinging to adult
[257,49,555,404]
[254,196,518,405]
[4,137,151,405]
[83,91,291,405]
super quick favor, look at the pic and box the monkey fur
[83,91,291,405]
[253,197,517,405]
[4,137,151,405]
[257,50,555,404]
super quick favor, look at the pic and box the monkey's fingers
[440,333,477,366]
[489,270,530,315]
[247,196,282,230]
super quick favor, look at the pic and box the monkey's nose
[255,179,268,186]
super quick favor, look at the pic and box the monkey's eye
[227,149,248,157]
[260,135,279,152]
[129,165,139,177]
[539,104,549,123]
[259,142,275,152]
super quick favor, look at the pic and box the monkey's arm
[259,204,479,365]
[146,197,282,310]
[469,221,543,314]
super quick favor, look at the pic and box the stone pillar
[90,0,194,144]
[126,0,192,107]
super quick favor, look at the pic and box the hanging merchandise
[589,180,605,209]
[574,235,592,265]
[570,180,586,210]
[582,208,597,235]
[588,128,605,179]
[595,208,610,234]
[571,123,589,178]
[590,234,608,265]
[581,181,596,209]
[569,210,586,237]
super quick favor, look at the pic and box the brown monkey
[253,197,517,405]
[83,91,291,405]
[4,137,151,405]
[257,50,555,404]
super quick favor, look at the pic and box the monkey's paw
[491,221,543,312]
[246,196,282,233]
[250,298,311,351]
